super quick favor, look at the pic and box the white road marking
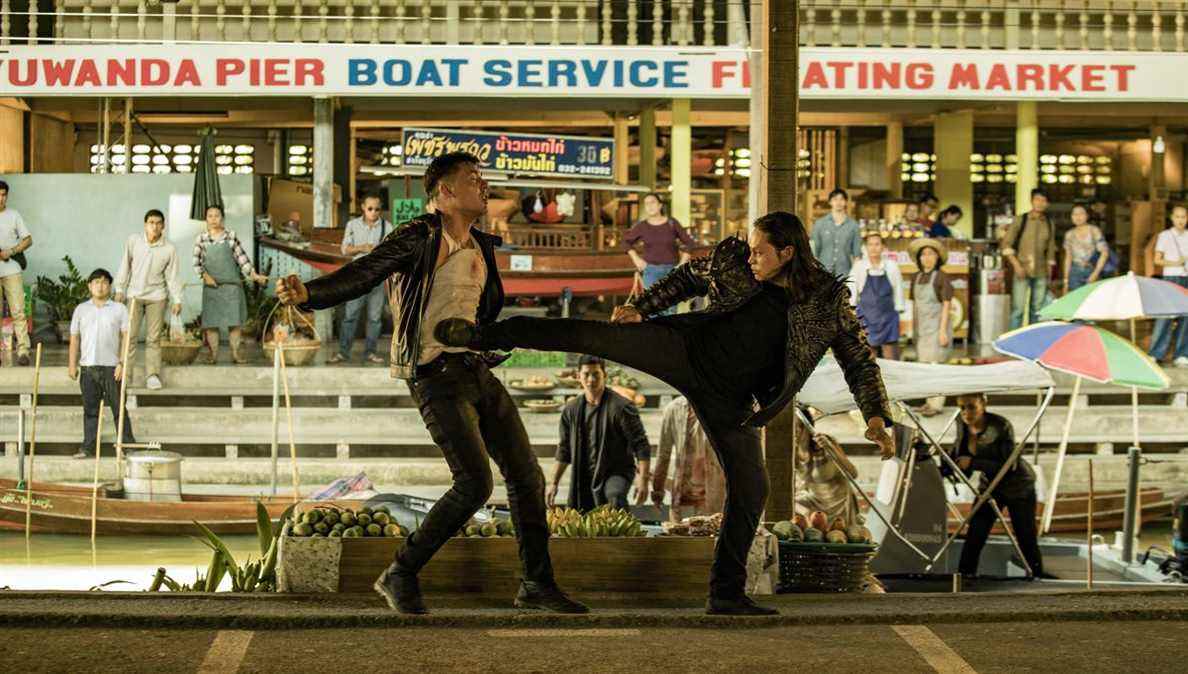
[198,630,254,674]
[892,625,977,674]
[485,628,642,638]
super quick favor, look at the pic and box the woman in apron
[909,238,954,416]
[193,205,268,364]
[849,232,904,360]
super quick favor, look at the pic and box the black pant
[401,352,554,585]
[481,317,768,598]
[958,490,1044,577]
[79,366,135,455]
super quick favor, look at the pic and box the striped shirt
[192,229,255,279]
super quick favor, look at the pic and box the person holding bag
[0,180,33,366]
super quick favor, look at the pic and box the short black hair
[1030,188,1049,200]
[863,231,884,243]
[920,193,938,204]
[578,355,605,371]
[359,192,382,205]
[0,179,8,194]
[424,152,481,199]
[205,203,224,217]
[144,209,165,222]
[939,204,963,220]
[827,188,848,201]
[88,268,113,283]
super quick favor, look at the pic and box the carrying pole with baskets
[263,303,319,503]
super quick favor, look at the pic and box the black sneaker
[705,595,779,616]
[373,565,428,615]
[433,318,479,349]
[17,354,30,366]
[513,581,589,614]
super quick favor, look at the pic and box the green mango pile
[769,519,872,545]
[460,519,515,538]
[547,505,645,538]
[288,505,409,539]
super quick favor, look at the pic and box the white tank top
[418,239,487,365]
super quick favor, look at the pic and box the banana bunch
[548,505,645,538]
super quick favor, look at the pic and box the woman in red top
[624,193,695,310]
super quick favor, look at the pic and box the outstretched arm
[301,227,421,310]
[829,285,895,456]
[627,256,712,317]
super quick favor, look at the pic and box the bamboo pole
[1087,458,1095,590]
[23,343,43,540]
[90,400,105,544]
[1042,375,1082,533]
[270,345,281,497]
[278,350,300,503]
[115,299,137,480]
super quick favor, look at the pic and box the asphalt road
[3,621,1185,673]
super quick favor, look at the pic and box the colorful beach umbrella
[1039,272,1188,321]
[994,321,1169,390]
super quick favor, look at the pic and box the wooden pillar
[122,98,133,172]
[837,126,850,189]
[670,99,692,227]
[613,112,630,186]
[638,105,657,189]
[758,0,799,524]
[886,121,904,199]
[934,110,974,238]
[0,98,26,173]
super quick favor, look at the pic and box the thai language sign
[401,128,614,180]
[0,44,1179,100]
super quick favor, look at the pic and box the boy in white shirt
[69,268,137,458]
[1150,205,1188,367]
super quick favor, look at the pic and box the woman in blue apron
[849,232,904,360]
[193,205,268,364]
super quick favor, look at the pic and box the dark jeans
[480,317,768,598]
[79,366,135,455]
[400,352,554,585]
[595,474,631,510]
[958,490,1044,577]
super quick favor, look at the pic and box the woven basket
[160,341,203,365]
[777,541,877,593]
[262,304,321,366]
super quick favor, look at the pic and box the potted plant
[34,256,91,343]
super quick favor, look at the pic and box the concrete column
[313,97,335,229]
[162,2,178,43]
[886,121,904,199]
[612,113,630,186]
[638,106,657,189]
[1150,124,1168,200]
[670,99,692,226]
[934,110,974,238]
[1015,101,1038,217]
[746,0,766,224]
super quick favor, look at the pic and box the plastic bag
[169,313,185,343]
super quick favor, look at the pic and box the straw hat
[909,237,948,266]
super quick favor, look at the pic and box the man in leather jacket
[436,211,895,615]
[276,152,585,616]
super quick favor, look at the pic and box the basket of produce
[547,505,646,538]
[508,375,556,391]
[522,398,564,413]
[160,316,204,365]
[287,504,409,539]
[555,368,581,388]
[261,304,321,367]
[769,512,876,593]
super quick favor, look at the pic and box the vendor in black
[551,355,651,512]
[275,152,585,616]
[950,392,1044,578]
[436,211,896,616]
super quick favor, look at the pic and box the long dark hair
[752,211,827,303]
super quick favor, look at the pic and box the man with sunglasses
[276,152,586,616]
[328,193,393,365]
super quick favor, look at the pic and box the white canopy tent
[792,358,1057,572]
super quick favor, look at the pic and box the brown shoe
[17,353,30,366]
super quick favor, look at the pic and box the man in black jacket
[550,355,651,512]
[275,152,585,615]
[436,212,894,615]
[951,392,1044,578]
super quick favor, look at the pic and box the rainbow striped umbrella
[994,321,1169,390]
[1039,272,1188,321]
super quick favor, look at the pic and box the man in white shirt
[0,180,33,365]
[69,268,137,459]
[1150,205,1188,367]
[328,194,392,365]
[114,209,183,390]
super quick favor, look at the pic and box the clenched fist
[276,274,309,306]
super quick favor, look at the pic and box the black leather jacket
[629,237,892,428]
[301,213,506,379]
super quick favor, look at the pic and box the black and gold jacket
[629,237,892,428]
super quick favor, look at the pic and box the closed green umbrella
[190,129,222,221]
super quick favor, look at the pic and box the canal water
[1,524,1176,591]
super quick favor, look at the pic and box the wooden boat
[0,478,349,536]
[945,487,1173,534]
